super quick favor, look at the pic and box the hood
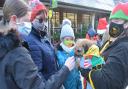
[0,29,21,60]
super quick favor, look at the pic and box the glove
[80,57,92,69]
[79,58,92,78]
[64,56,75,71]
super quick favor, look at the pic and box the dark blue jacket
[27,27,58,80]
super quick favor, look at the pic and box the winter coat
[0,46,70,89]
[26,27,58,80]
[89,37,128,89]
[56,45,82,89]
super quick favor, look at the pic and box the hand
[64,56,75,71]
[80,58,92,69]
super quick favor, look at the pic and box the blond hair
[3,0,28,21]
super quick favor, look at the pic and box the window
[63,12,77,28]
[82,14,92,27]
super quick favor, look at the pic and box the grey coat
[0,47,69,89]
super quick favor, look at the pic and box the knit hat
[30,2,47,21]
[110,2,128,20]
[29,0,40,9]
[60,24,75,40]
[62,18,71,26]
[87,25,97,37]
[97,18,108,34]
[3,0,28,21]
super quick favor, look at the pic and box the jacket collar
[103,37,128,54]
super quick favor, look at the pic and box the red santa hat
[97,18,108,35]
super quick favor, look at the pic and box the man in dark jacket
[80,2,128,89]
[0,0,76,89]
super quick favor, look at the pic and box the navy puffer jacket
[26,27,58,80]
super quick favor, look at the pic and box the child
[56,23,82,89]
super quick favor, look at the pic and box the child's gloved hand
[65,56,75,71]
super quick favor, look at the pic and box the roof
[58,0,115,11]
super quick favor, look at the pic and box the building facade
[0,0,115,40]
[41,0,115,40]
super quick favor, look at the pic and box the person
[26,2,58,80]
[56,23,82,89]
[97,17,108,35]
[85,24,97,41]
[99,27,111,56]
[0,0,75,89]
[3,0,32,50]
[79,2,128,89]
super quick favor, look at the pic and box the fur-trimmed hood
[0,29,21,59]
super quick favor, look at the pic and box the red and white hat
[97,18,108,34]
[30,1,47,22]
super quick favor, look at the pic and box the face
[63,36,74,48]
[36,11,48,23]
[9,11,32,36]
[111,19,125,24]
[110,19,128,29]
[109,19,127,40]
[111,19,128,30]
[35,11,48,37]
[9,11,31,29]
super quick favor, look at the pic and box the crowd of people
[0,0,128,89]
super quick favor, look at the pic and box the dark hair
[36,10,48,23]
[0,29,21,51]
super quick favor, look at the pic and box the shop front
[41,0,114,41]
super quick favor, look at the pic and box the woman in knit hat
[26,1,63,80]
[0,0,76,89]
[56,23,82,89]
[79,2,128,89]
